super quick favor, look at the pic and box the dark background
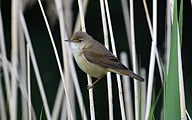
[1,0,192,119]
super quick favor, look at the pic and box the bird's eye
[78,39,82,42]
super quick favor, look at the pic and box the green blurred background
[1,0,192,119]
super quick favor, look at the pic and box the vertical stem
[129,0,140,119]
[141,68,146,120]
[121,0,132,59]
[77,0,95,120]
[120,52,133,120]
[142,0,164,85]
[67,47,88,120]
[19,17,28,120]
[52,80,64,120]
[104,0,126,119]
[145,0,157,119]
[99,0,113,119]
[73,0,89,32]
[27,44,32,120]
[0,78,7,120]
[11,0,19,119]
[20,10,52,120]
[54,0,73,119]
[0,7,10,105]
[78,0,86,32]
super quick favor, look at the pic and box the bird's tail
[111,69,144,82]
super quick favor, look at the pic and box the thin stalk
[145,0,157,120]
[74,0,89,32]
[129,0,140,119]
[120,0,132,59]
[11,0,19,119]
[60,96,67,120]
[0,78,7,120]
[77,0,86,32]
[104,0,126,119]
[186,110,192,120]
[54,0,72,119]
[142,0,163,85]
[141,68,146,120]
[77,0,95,120]
[19,11,52,120]
[120,52,133,120]
[63,0,73,37]
[67,44,88,120]
[69,74,75,120]
[37,0,74,119]
[100,0,113,119]
[87,75,95,120]
[0,8,10,103]
[52,80,64,120]
[0,53,37,120]
[27,44,32,120]
[19,17,28,120]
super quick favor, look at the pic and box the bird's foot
[87,84,95,89]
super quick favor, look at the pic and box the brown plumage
[66,31,144,89]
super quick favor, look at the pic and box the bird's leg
[87,76,104,89]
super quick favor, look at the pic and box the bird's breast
[75,52,107,78]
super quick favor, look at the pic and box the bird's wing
[83,43,127,70]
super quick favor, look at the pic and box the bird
[65,31,144,89]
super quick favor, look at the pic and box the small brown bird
[66,31,144,89]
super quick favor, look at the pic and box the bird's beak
[65,39,74,42]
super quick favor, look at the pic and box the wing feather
[83,41,127,70]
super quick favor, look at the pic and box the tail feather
[110,68,144,82]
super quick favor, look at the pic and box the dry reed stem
[104,0,126,119]
[0,10,8,120]
[141,68,146,120]
[27,44,32,120]
[70,4,90,119]
[120,0,132,59]
[61,96,67,119]
[77,0,95,119]
[78,0,86,32]
[20,11,52,120]
[11,0,19,119]
[52,80,64,120]
[0,53,37,120]
[0,8,11,104]
[74,0,89,33]
[52,0,88,119]
[0,78,7,120]
[145,0,157,120]
[37,0,75,119]
[67,47,88,120]
[54,0,73,119]
[120,52,134,120]
[19,21,28,120]
[129,0,140,119]
[100,0,113,119]
[63,0,73,37]
[186,110,192,120]
[142,0,163,85]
